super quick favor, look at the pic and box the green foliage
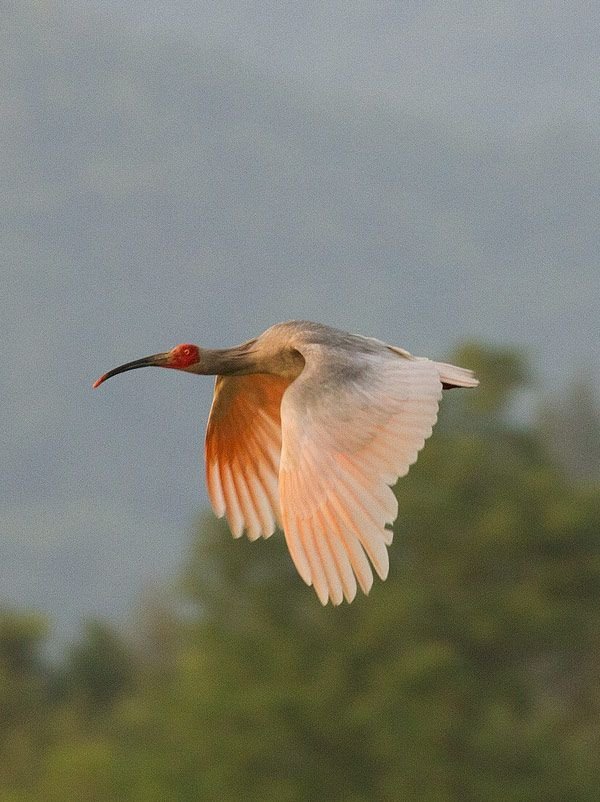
[1,344,600,800]
[450,342,529,416]
[61,620,136,711]
[539,380,600,480]
[0,611,50,793]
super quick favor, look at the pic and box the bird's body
[94,321,478,604]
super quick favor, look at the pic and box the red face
[168,343,201,370]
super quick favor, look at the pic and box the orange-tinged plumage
[205,373,290,539]
[93,320,478,604]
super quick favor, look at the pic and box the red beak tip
[92,377,103,389]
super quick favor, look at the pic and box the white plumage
[94,320,478,605]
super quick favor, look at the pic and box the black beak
[93,352,170,388]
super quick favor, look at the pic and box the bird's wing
[278,344,442,605]
[205,373,291,540]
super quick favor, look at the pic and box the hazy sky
[2,1,599,641]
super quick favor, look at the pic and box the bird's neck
[191,344,261,376]
[189,339,305,379]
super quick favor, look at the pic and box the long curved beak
[93,352,170,388]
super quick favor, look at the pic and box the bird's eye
[183,348,190,356]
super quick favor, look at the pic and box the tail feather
[434,361,479,389]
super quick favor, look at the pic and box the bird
[93,320,478,605]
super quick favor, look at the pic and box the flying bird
[94,321,478,605]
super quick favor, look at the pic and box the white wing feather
[278,344,442,604]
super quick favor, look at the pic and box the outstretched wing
[205,373,291,541]
[278,344,442,605]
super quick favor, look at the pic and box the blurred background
[2,1,599,799]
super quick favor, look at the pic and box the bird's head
[93,343,201,388]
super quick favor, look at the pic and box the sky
[2,0,599,642]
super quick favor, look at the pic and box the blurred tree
[447,341,529,417]
[0,611,47,678]
[0,610,50,792]
[539,380,600,481]
[62,620,135,711]
[129,586,180,682]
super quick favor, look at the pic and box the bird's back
[258,320,394,358]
